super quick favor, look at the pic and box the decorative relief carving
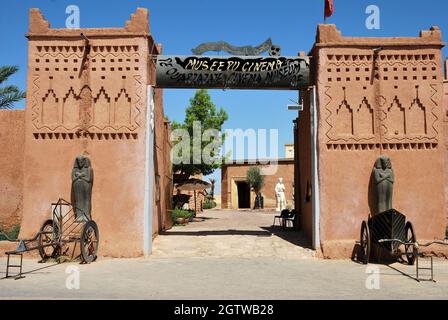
[356,97,375,137]
[335,99,353,137]
[33,132,138,140]
[41,89,59,126]
[429,84,440,138]
[114,89,132,127]
[326,95,376,143]
[93,87,111,126]
[384,96,406,138]
[62,87,80,129]
[323,52,440,151]
[30,44,144,138]
[408,97,426,136]
[132,75,143,130]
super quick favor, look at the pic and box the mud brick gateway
[0,8,173,257]
[0,8,447,258]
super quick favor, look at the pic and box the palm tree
[0,66,26,109]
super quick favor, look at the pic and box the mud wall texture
[0,110,25,231]
[302,25,446,258]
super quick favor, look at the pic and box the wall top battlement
[27,8,150,38]
[315,24,445,48]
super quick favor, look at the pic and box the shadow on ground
[261,226,313,250]
[160,230,271,237]
[1,262,61,280]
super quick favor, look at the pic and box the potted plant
[171,209,193,226]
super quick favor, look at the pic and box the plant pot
[176,217,186,225]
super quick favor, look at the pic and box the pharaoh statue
[72,155,94,220]
[275,177,287,212]
[373,155,394,214]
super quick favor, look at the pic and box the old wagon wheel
[360,220,371,264]
[404,221,416,265]
[80,220,99,263]
[38,219,60,261]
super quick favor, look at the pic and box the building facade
[443,59,448,234]
[296,24,446,257]
[221,150,295,210]
[0,8,172,257]
[1,10,447,259]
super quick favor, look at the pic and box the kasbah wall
[298,24,447,258]
[0,8,172,257]
[1,12,448,259]
[0,111,25,231]
[443,60,448,233]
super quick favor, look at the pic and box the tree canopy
[171,89,228,179]
[246,166,265,195]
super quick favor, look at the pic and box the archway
[155,53,320,254]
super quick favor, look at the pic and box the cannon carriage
[358,208,448,282]
[359,209,416,265]
[2,198,99,279]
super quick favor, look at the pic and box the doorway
[237,181,250,209]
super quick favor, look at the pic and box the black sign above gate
[155,55,310,90]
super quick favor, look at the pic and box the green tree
[0,66,26,109]
[172,89,228,179]
[246,167,265,196]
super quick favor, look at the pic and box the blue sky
[2,0,448,193]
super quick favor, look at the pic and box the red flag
[324,0,334,18]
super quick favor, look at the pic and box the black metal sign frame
[156,55,310,90]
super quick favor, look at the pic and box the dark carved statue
[373,155,394,214]
[72,155,93,220]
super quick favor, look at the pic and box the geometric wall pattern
[323,52,441,150]
[30,45,143,139]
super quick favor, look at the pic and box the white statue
[275,177,287,212]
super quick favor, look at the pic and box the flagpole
[323,0,327,24]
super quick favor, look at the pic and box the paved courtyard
[0,209,447,299]
[152,209,315,259]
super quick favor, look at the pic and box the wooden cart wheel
[80,220,99,263]
[38,219,60,260]
[360,220,371,264]
[404,221,416,265]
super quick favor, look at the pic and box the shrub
[0,224,20,241]
[171,209,195,225]
[203,199,217,210]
